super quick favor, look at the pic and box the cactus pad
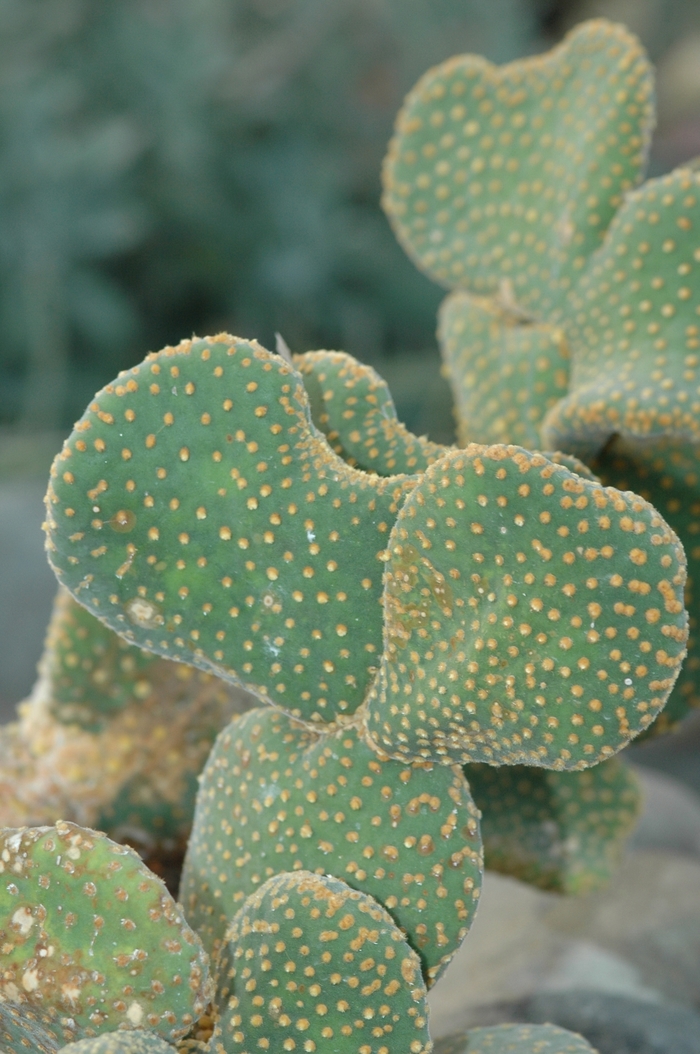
[367,445,687,768]
[296,350,449,475]
[59,1034,176,1054]
[543,168,700,455]
[180,706,482,985]
[44,334,418,724]
[213,870,432,1054]
[594,435,700,731]
[0,822,212,1042]
[435,1023,596,1054]
[437,293,570,449]
[382,20,652,316]
[0,1002,63,1054]
[466,756,640,893]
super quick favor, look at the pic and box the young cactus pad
[44,334,417,725]
[0,821,211,1042]
[435,1023,596,1054]
[179,706,482,984]
[542,168,700,456]
[295,349,449,475]
[212,870,432,1054]
[381,20,653,317]
[437,293,570,450]
[465,756,640,893]
[366,445,687,768]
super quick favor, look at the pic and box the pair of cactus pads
[1,18,697,1054]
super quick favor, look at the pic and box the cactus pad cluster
[0,16,696,1054]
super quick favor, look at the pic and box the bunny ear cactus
[465,756,640,893]
[381,19,653,317]
[438,294,570,449]
[295,349,450,475]
[0,588,249,854]
[0,821,212,1044]
[44,334,417,726]
[211,870,432,1054]
[179,706,482,984]
[435,1024,597,1054]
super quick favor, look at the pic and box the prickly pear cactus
[0,1002,64,1054]
[382,17,700,736]
[438,294,570,449]
[0,822,212,1043]
[466,756,640,893]
[180,706,482,984]
[381,20,653,317]
[0,589,250,852]
[435,1023,597,1054]
[44,334,417,725]
[296,349,449,474]
[212,870,432,1054]
[366,445,687,768]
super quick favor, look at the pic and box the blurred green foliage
[0,0,551,434]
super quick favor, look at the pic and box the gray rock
[629,766,700,859]
[527,991,700,1054]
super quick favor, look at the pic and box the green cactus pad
[435,1023,596,1054]
[44,334,418,725]
[180,707,482,986]
[437,292,570,449]
[0,822,212,1042]
[0,616,248,849]
[296,349,449,475]
[60,1033,176,1054]
[466,756,640,893]
[543,167,700,456]
[594,435,700,732]
[367,445,687,769]
[42,588,181,732]
[0,1002,63,1054]
[382,19,652,316]
[213,870,432,1054]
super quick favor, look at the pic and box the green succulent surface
[296,349,449,475]
[43,587,159,732]
[59,1033,176,1054]
[593,436,700,732]
[0,1002,64,1054]
[0,822,211,1043]
[438,293,570,449]
[382,20,652,317]
[543,168,700,455]
[466,756,640,892]
[435,1023,596,1054]
[44,334,417,726]
[367,445,687,768]
[213,870,432,1054]
[180,707,482,985]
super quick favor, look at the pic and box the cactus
[435,1024,597,1054]
[0,589,250,855]
[0,18,697,1054]
[179,706,482,984]
[465,756,640,893]
[382,17,700,736]
[211,870,432,1054]
[0,821,212,1045]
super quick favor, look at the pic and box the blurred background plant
[2,0,700,742]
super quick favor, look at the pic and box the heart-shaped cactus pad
[180,706,482,986]
[367,445,687,768]
[44,334,418,725]
[381,19,652,317]
[0,822,211,1042]
[213,870,432,1054]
